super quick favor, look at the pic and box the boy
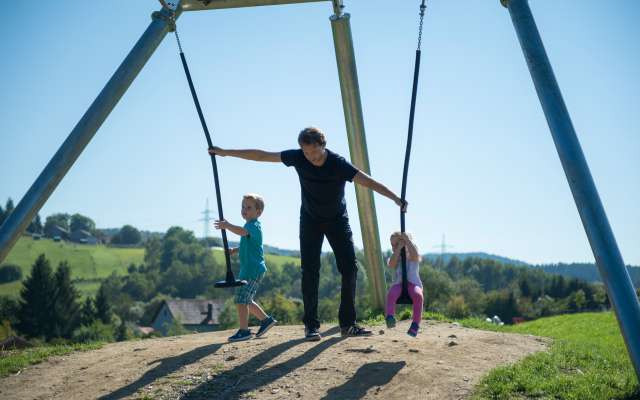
[214,194,277,341]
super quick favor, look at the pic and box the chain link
[417,1,427,51]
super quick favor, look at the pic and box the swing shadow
[183,326,344,400]
[99,342,225,400]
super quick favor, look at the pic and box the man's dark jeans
[300,215,357,330]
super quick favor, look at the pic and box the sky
[1,0,638,265]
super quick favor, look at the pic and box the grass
[0,236,145,298]
[0,342,103,377]
[466,312,639,400]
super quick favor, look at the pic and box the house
[70,229,98,245]
[151,299,225,335]
[49,225,69,241]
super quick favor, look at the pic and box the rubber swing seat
[215,279,248,288]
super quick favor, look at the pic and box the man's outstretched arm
[353,171,408,211]
[208,146,281,163]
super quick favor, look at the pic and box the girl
[386,232,424,337]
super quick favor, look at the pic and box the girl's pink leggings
[386,282,424,323]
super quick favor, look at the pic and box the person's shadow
[99,342,225,400]
[321,361,406,400]
[183,326,344,400]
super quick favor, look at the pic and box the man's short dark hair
[298,127,327,147]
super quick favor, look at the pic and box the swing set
[0,0,638,379]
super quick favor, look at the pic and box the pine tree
[52,262,81,338]
[16,254,56,339]
[80,297,97,326]
[95,286,112,324]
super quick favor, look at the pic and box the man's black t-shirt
[281,149,359,222]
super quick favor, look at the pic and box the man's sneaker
[385,315,396,329]
[341,325,373,337]
[304,326,322,341]
[255,316,277,338]
[407,322,419,337]
[228,329,252,342]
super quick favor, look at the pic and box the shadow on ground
[321,361,406,400]
[100,342,224,400]
[183,326,344,400]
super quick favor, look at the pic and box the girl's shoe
[407,322,419,337]
[228,329,253,342]
[385,315,396,328]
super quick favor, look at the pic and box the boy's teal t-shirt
[239,219,267,280]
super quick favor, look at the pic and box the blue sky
[1,0,638,265]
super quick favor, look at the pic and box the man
[209,127,406,340]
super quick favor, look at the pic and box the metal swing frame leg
[331,9,387,311]
[502,0,640,380]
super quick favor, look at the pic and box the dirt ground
[0,320,549,400]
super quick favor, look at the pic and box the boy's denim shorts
[234,273,264,304]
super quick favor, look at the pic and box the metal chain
[417,0,427,51]
[174,26,184,54]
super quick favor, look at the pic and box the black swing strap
[398,0,427,305]
[173,26,245,287]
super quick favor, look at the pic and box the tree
[0,264,23,283]
[0,198,14,226]
[80,297,97,326]
[4,198,14,215]
[95,286,112,324]
[0,297,20,326]
[51,262,81,338]
[27,214,43,234]
[70,214,96,234]
[112,225,141,245]
[15,254,56,339]
[44,213,70,238]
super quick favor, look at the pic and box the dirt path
[0,320,548,400]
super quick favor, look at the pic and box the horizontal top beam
[180,0,329,12]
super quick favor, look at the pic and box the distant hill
[422,252,530,267]
[532,263,640,288]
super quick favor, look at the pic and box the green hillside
[0,238,300,298]
[468,312,639,399]
[0,237,145,297]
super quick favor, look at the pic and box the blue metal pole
[502,0,640,380]
[0,7,178,264]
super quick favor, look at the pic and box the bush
[72,321,115,343]
[0,264,22,283]
[165,318,189,337]
[446,295,470,319]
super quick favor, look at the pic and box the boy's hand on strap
[214,219,230,230]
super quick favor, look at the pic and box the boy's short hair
[298,127,327,147]
[243,193,265,212]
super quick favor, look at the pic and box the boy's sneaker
[341,325,373,337]
[304,326,322,342]
[407,322,419,337]
[228,329,252,342]
[255,316,277,338]
[385,315,396,329]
